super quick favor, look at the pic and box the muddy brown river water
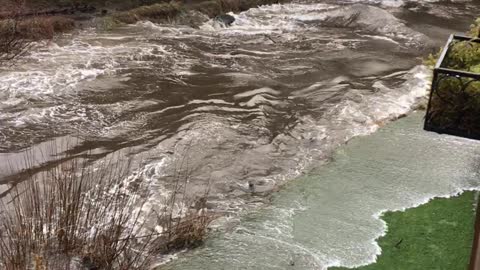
[0,0,479,268]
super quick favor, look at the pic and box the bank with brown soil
[0,0,284,62]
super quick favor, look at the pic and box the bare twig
[0,145,214,269]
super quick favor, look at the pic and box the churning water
[163,112,480,269]
[0,0,479,268]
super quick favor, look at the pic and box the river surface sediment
[0,0,479,268]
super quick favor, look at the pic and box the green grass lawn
[332,191,477,270]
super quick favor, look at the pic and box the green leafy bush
[425,18,480,138]
[469,18,480,38]
[443,40,480,72]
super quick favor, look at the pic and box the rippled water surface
[0,0,479,268]
[164,112,480,269]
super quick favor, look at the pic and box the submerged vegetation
[0,151,214,269]
[424,18,480,139]
[333,192,476,270]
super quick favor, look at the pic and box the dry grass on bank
[191,0,281,17]
[112,2,183,24]
[0,16,74,62]
[0,151,214,269]
[111,0,282,25]
[1,0,285,57]
[0,0,31,62]
[0,0,74,62]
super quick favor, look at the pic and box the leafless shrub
[0,0,74,63]
[112,2,183,24]
[0,147,214,269]
[24,16,75,39]
[153,162,215,254]
[0,0,30,63]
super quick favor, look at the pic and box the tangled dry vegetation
[112,2,183,24]
[0,0,286,56]
[0,151,214,270]
[0,0,74,63]
[0,0,32,62]
[110,0,283,25]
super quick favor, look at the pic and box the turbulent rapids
[0,0,479,268]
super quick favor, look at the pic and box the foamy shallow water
[164,112,480,269]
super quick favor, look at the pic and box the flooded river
[0,0,479,268]
[164,112,480,269]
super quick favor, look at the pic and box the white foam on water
[234,87,281,99]
[359,34,400,44]
[110,157,177,235]
[167,109,479,270]
[266,65,431,193]
[353,189,472,268]
[0,29,173,103]
[188,99,234,106]
[345,0,406,7]
[331,65,429,138]
[324,166,480,268]
[0,28,193,141]
[195,0,428,50]
[200,3,336,34]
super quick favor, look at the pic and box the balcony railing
[424,35,480,140]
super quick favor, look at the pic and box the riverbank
[332,191,477,270]
[0,0,284,62]
[2,0,285,32]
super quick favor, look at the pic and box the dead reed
[0,0,31,62]
[110,0,283,25]
[0,147,214,269]
[112,2,183,24]
[0,0,74,63]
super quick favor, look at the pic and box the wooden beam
[469,194,480,270]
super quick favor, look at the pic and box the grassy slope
[333,191,476,270]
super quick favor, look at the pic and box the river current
[0,0,479,268]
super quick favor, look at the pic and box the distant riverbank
[1,0,285,34]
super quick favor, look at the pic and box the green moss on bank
[332,191,477,270]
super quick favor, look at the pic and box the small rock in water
[215,14,235,26]
[248,180,255,193]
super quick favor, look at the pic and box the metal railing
[470,197,480,270]
[424,35,480,140]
